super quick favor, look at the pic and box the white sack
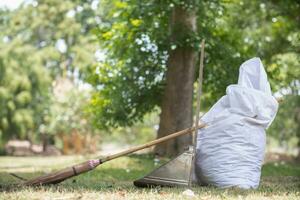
[195,57,278,189]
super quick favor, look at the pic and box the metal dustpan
[133,146,194,187]
[134,40,205,188]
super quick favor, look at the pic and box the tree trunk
[155,6,197,157]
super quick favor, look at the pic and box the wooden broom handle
[193,39,205,146]
[101,123,206,163]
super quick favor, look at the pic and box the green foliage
[268,95,300,149]
[88,0,171,128]
[0,38,51,142]
[88,0,300,143]
[0,0,99,145]
[88,0,240,128]
[4,0,98,78]
[222,0,300,92]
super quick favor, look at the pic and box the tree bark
[155,6,197,157]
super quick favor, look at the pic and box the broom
[24,123,206,186]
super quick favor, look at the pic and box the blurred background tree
[0,36,51,144]
[0,0,100,152]
[44,82,98,154]
[3,0,98,78]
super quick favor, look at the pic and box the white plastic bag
[195,57,278,189]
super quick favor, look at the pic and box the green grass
[0,154,299,199]
[262,162,300,177]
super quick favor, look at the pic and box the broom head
[24,159,101,186]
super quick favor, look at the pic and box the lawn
[0,154,299,200]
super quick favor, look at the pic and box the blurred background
[0,0,299,162]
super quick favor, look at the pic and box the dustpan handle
[193,39,205,146]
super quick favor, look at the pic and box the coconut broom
[24,123,206,186]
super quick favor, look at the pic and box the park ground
[0,154,299,200]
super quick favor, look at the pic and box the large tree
[155,5,197,155]
[88,0,240,156]
[89,0,300,156]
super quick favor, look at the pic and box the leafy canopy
[88,0,250,128]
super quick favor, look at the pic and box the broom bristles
[24,159,101,186]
